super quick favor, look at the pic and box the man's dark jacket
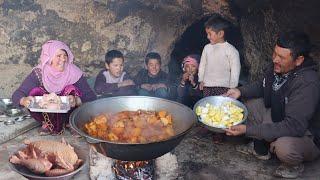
[239,59,320,142]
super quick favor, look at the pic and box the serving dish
[193,96,248,133]
[29,96,70,113]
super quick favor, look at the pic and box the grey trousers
[245,98,320,165]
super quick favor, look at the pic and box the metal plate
[0,110,6,118]
[9,144,87,180]
[14,114,32,122]
[0,98,13,118]
[6,108,24,117]
[4,119,15,125]
[28,96,70,113]
[0,98,13,107]
[193,96,248,133]
[15,116,26,122]
[0,98,26,118]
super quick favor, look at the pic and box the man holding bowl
[225,31,320,179]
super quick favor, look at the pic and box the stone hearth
[89,147,178,180]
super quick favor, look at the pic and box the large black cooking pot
[69,96,196,161]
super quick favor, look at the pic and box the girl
[177,54,202,107]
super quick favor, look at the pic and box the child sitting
[134,52,170,99]
[177,54,202,107]
[94,50,136,96]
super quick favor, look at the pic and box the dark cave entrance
[168,15,248,85]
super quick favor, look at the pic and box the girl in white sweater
[199,16,241,96]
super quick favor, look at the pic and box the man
[225,31,320,179]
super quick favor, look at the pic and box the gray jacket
[239,60,320,141]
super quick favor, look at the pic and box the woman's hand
[68,95,81,108]
[20,96,34,108]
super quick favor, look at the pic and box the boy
[198,16,241,143]
[94,50,136,96]
[198,16,241,96]
[134,52,170,98]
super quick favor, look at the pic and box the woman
[12,40,96,135]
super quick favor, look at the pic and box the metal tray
[28,96,70,113]
[9,143,87,180]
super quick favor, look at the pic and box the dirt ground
[0,125,319,180]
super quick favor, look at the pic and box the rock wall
[232,0,320,81]
[0,0,234,97]
[0,0,319,97]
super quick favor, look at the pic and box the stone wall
[232,0,320,81]
[0,0,319,97]
[0,0,234,97]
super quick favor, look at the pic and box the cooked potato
[158,110,167,118]
[84,110,175,143]
[196,102,244,128]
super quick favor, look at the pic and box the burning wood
[112,160,154,180]
[89,146,179,180]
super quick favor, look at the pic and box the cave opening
[168,15,248,86]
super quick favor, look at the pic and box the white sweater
[198,42,240,88]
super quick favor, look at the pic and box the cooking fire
[112,160,154,180]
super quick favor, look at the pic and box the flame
[112,160,154,179]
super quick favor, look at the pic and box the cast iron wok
[69,96,196,161]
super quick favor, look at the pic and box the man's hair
[205,16,230,35]
[276,31,312,60]
[145,52,161,65]
[105,50,124,64]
